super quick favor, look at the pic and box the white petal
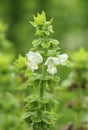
[45,57,59,65]
[26,61,38,72]
[45,57,59,75]
[33,52,43,64]
[47,64,57,75]
[58,53,68,65]
[26,51,43,64]
[59,53,68,60]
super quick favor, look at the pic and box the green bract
[30,11,53,36]
[33,11,46,25]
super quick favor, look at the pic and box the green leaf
[31,111,41,122]
[50,38,59,45]
[36,30,44,36]
[42,111,57,125]
[41,42,50,49]
[21,112,32,124]
[22,112,32,120]
[47,25,54,33]
[30,21,37,27]
[46,18,53,25]
[44,31,50,36]
[30,73,42,81]
[14,55,26,69]
[32,39,41,46]
[17,81,32,90]
[47,50,57,56]
[24,94,39,103]
[51,76,60,82]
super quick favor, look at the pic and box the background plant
[0,21,24,130]
[60,48,88,130]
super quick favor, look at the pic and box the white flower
[26,51,43,71]
[45,54,68,75]
[58,53,68,65]
[45,57,59,75]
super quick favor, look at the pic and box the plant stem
[40,65,46,99]
[40,82,44,99]
[75,81,82,130]
[75,110,81,130]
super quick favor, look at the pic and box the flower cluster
[26,51,68,75]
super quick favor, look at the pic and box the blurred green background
[0,0,88,130]
[0,0,88,54]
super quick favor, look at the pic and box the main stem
[39,36,47,99]
[75,81,82,130]
[76,111,81,130]
[40,65,46,99]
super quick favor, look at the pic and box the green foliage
[0,21,24,130]
[0,21,14,87]
[70,48,88,69]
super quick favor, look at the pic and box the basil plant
[14,11,68,130]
